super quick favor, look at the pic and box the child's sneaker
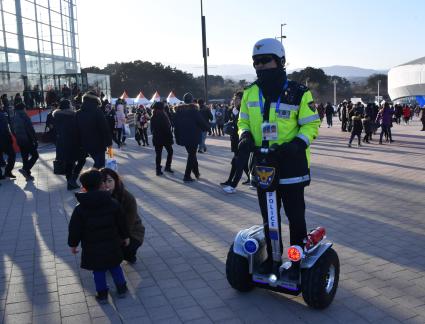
[116,284,128,298]
[95,290,109,304]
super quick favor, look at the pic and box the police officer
[237,38,320,277]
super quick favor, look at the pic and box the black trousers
[341,118,347,131]
[0,143,16,175]
[228,151,249,188]
[20,145,39,174]
[349,132,361,145]
[257,186,306,261]
[122,237,141,262]
[380,125,392,142]
[137,127,149,145]
[65,157,86,180]
[184,145,199,178]
[326,114,333,126]
[154,144,173,170]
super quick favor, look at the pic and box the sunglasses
[253,56,274,66]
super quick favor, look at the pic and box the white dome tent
[388,56,425,106]
[134,91,151,106]
[166,91,183,105]
[150,91,161,103]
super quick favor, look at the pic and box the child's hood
[75,191,112,208]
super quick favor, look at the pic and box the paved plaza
[0,119,424,324]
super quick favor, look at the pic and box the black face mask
[256,66,287,101]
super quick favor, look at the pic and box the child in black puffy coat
[68,168,130,303]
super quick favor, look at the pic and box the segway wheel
[225,244,253,292]
[301,247,339,309]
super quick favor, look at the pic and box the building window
[22,18,38,38]
[2,0,16,14]
[3,12,18,34]
[25,55,40,74]
[21,1,36,20]
[5,32,19,50]
[24,36,39,52]
[7,53,20,72]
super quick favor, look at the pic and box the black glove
[238,132,254,153]
[280,137,307,156]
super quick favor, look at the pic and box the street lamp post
[377,80,381,106]
[276,23,287,43]
[333,79,337,106]
[200,0,208,103]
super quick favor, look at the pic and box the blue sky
[77,0,425,70]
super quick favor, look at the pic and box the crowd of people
[1,73,425,301]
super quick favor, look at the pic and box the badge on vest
[277,109,290,119]
[261,122,278,141]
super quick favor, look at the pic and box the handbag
[123,123,131,137]
[223,121,234,135]
[11,134,20,153]
[53,160,66,175]
[105,147,117,171]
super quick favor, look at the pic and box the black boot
[67,177,80,190]
[164,166,174,173]
[156,166,163,176]
[116,284,128,298]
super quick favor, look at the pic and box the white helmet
[252,38,285,58]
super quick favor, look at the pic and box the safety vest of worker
[238,80,320,186]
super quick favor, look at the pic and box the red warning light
[287,246,303,262]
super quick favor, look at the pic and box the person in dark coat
[100,168,145,264]
[53,99,87,190]
[348,111,363,147]
[325,102,334,127]
[68,169,130,302]
[75,91,112,169]
[12,100,39,181]
[0,104,16,180]
[198,99,212,152]
[220,91,250,193]
[361,114,373,143]
[150,101,174,175]
[173,93,210,182]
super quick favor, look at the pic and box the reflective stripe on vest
[279,174,310,185]
[247,102,299,111]
[298,114,320,125]
[297,133,310,146]
[239,112,249,120]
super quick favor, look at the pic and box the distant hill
[173,63,388,82]
[320,65,388,79]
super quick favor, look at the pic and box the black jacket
[53,108,85,162]
[75,102,112,154]
[150,110,174,146]
[199,105,213,126]
[12,107,37,148]
[0,111,12,149]
[68,191,129,271]
[173,104,210,147]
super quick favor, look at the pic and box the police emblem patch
[255,44,264,50]
[308,101,317,112]
[255,166,276,189]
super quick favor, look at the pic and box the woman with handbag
[12,99,39,181]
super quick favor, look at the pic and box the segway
[226,147,339,309]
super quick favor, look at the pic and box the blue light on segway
[244,239,259,254]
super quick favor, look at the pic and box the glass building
[0,0,110,107]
